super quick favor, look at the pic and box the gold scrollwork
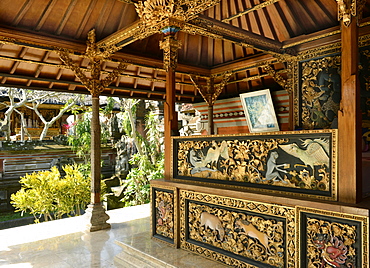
[179,190,296,267]
[135,0,220,27]
[296,206,369,268]
[189,72,232,106]
[336,0,367,27]
[300,55,341,129]
[159,35,182,71]
[154,189,175,239]
[57,29,128,97]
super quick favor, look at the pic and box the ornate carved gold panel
[297,207,369,268]
[151,186,178,247]
[179,190,296,267]
[296,54,341,130]
[172,130,337,200]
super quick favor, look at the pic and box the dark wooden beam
[185,15,293,56]
[222,0,283,23]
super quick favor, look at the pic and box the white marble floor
[0,204,151,268]
[0,204,227,268]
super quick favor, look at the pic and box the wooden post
[58,29,128,231]
[90,96,102,204]
[84,94,110,232]
[337,15,362,203]
[208,104,214,135]
[164,68,178,180]
[160,34,181,180]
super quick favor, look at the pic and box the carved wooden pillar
[190,73,231,135]
[336,0,364,203]
[58,29,127,231]
[160,31,181,180]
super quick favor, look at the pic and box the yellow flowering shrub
[11,165,90,223]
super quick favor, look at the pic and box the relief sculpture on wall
[152,187,176,245]
[188,203,285,266]
[180,190,296,267]
[174,130,337,200]
[299,55,341,129]
[298,207,368,268]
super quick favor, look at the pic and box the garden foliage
[11,165,90,223]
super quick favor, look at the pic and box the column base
[84,203,111,232]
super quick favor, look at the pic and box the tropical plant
[67,109,110,164]
[119,101,164,207]
[10,165,91,223]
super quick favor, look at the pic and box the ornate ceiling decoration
[336,0,367,26]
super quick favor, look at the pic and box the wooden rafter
[222,0,283,23]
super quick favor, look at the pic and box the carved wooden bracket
[336,0,367,27]
[57,29,128,97]
[189,72,232,106]
[159,35,182,71]
[262,63,293,93]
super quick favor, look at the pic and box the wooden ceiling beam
[0,72,197,99]
[222,0,283,23]
[185,15,294,56]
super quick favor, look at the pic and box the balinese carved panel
[297,207,368,268]
[298,54,341,129]
[151,186,177,247]
[179,190,296,267]
[173,130,337,200]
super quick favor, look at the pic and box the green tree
[67,108,110,164]
[118,100,164,206]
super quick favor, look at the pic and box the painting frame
[240,89,280,133]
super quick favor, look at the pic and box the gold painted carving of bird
[279,138,329,170]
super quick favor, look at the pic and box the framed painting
[240,89,280,133]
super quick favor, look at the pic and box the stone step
[115,241,175,268]
[114,231,228,268]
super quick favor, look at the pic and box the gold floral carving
[173,129,338,201]
[262,63,291,93]
[296,206,369,268]
[189,72,232,106]
[135,0,220,26]
[57,29,128,97]
[179,190,296,267]
[159,35,182,71]
[151,185,178,247]
[336,0,367,26]
[154,189,174,239]
[300,55,341,129]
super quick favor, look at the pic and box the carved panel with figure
[298,54,341,129]
[151,186,177,247]
[297,207,368,268]
[173,130,337,200]
[180,190,295,267]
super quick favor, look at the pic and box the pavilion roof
[0,0,369,103]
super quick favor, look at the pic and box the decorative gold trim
[359,33,370,48]
[171,129,338,201]
[336,0,367,27]
[135,0,220,26]
[159,35,182,71]
[189,72,232,106]
[57,29,128,97]
[282,30,341,49]
[179,189,296,267]
[150,185,179,248]
[296,206,369,268]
